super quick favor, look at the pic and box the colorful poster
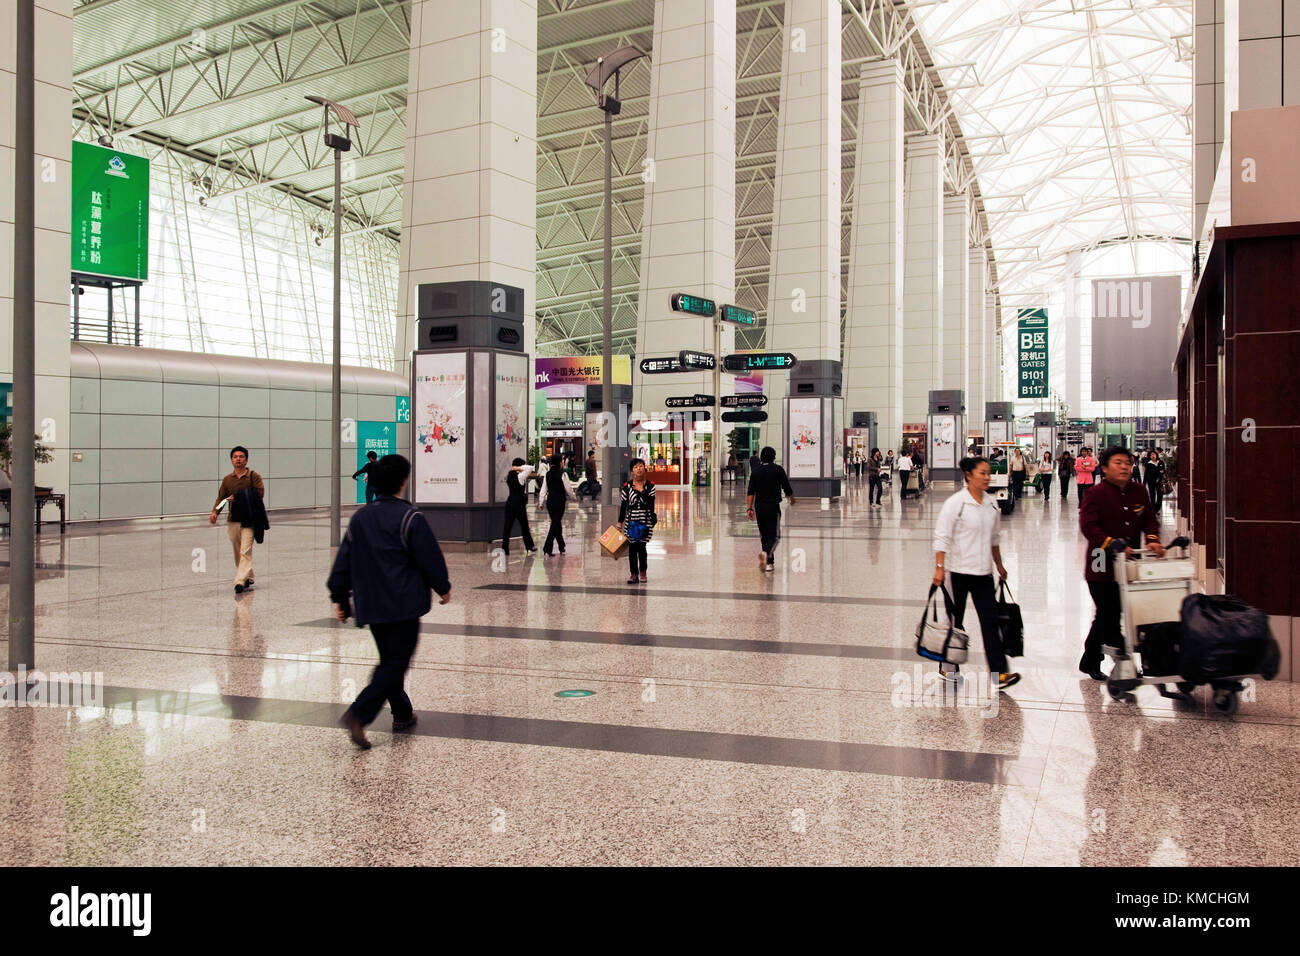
[831,401,844,478]
[413,352,467,504]
[788,398,821,478]
[494,354,529,501]
[930,415,956,469]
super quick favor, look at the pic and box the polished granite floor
[1,479,1297,866]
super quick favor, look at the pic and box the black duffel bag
[1178,594,1279,682]
[1137,620,1181,677]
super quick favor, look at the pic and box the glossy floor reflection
[1,480,1297,865]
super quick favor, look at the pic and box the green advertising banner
[1017,308,1049,398]
[356,421,395,503]
[71,141,149,282]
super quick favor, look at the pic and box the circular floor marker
[554,689,595,698]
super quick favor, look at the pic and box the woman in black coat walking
[1143,450,1166,510]
[1057,450,1074,500]
[542,453,573,556]
[619,458,657,583]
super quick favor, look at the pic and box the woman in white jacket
[932,456,1019,691]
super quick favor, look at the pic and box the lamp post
[9,0,35,670]
[306,96,360,548]
[585,46,646,515]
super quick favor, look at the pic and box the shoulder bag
[997,580,1024,658]
[915,583,969,664]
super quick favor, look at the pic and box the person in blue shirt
[328,454,451,750]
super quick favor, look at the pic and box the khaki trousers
[227,521,254,585]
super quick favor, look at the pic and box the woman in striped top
[619,458,657,584]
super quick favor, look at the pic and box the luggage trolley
[1104,536,1245,715]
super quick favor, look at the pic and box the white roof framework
[910,0,1192,308]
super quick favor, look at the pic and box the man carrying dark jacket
[1078,445,1163,680]
[328,454,451,749]
[210,445,265,594]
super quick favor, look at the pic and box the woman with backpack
[619,458,657,584]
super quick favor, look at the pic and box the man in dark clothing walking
[1078,446,1163,680]
[351,450,380,504]
[500,457,535,554]
[583,450,600,499]
[746,446,796,572]
[328,454,451,749]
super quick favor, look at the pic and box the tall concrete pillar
[634,0,735,415]
[396,0,537,381]
[942,195,968,395]
[0,0,71,497]
[902,134,943,428]
[985,293,1000,402]
[844,61,905,457]
[967,246,987,434]
[763,0,841,451]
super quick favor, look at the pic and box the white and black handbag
[915,583,970,664]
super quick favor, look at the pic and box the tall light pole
[306,96,359,548]
[9,0,35,670]
[586,46,645,514]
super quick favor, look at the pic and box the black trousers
[1039,474,1053,498]
[854,462,862,478]
[1010,470,1025,498]
[1077,482,1091,505]
[543,499,566,553]
[1145,479,1163,510]
[501,504,533,553]
[350,618,420,726]
[1083,581,1122,669]
[628,541,647,574]
[755,502,781,561]
[869,474,883,504]
[1059,475,1072,499]
[949,572,1008,674]
[898,470,911,498]
[363,482,377,505]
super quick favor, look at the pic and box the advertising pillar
[927,390,964,482]
[410,281,528,544]
[782,360,844,500]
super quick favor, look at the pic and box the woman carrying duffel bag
[931,455,1020,691]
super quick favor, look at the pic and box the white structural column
[763,0,841,450]
[0,0,71,496]
[843,61,905,456]
[941,195,968,397]
[1062,249,1084,414]
[395,0,538,381]
[966,245,987,426]
[902,134,943,427]
[634,0,736,414]
[985,293,1000,401]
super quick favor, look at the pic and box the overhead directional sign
[665,394,715,409]
[721,393,768,408]
[722,410,769,423]
[639,356,684,374]
[665,410,711,422]
[669,293,716,317]
[720,304,756,326]
[723,352,798,373]
[678,350,716,370]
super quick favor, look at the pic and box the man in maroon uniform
[1078,446,1165,679]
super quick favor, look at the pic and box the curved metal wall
[69,343,409,520]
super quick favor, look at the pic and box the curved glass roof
[911,0,1193,306]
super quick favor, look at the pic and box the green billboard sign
[71,141,149,282]
[1017,308,1048,398]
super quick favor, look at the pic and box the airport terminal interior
[1,0,1299,867]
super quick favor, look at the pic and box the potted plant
[0,422,55,487]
